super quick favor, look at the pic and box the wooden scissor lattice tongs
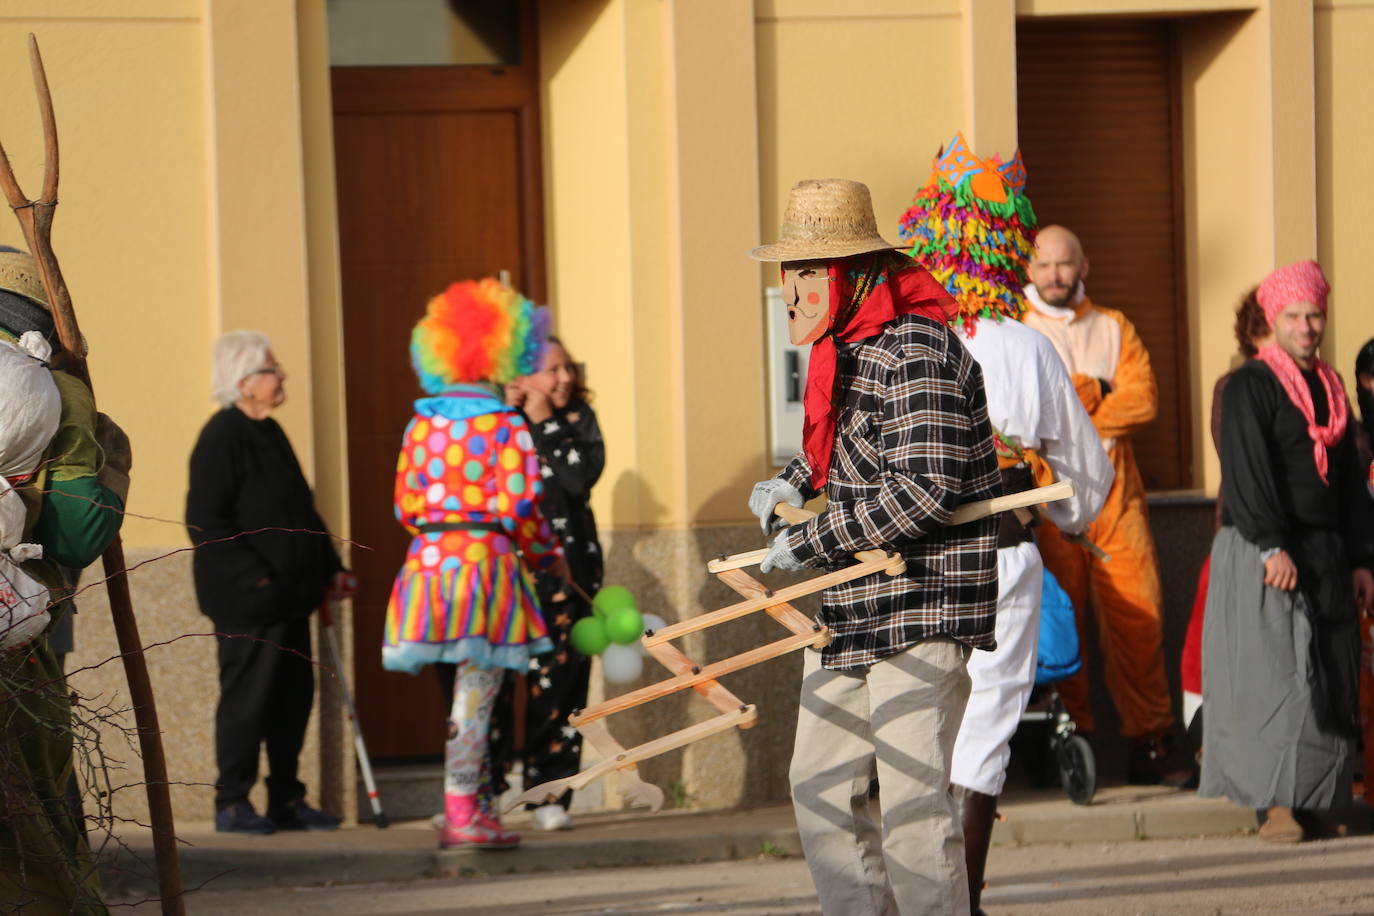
[508,479,1075,813]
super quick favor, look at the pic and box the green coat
[2,366,121,915]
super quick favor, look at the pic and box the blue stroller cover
[1035,567,1081,685]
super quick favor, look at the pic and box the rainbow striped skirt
[382,533,553,674]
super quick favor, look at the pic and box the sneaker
[215,800,276,835]
[531,803,573,831]
[438,811,520,850]
[269,798,341,831]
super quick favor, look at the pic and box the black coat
[186,408,341,626]
[527,399,605,598]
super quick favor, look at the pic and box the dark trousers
[470,592,593,809]
[214,616,313,812]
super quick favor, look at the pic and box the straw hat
[0,249,47,309]
[0,248,57,346]
[751,178,900,262]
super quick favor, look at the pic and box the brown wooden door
[1017,19,1192,490]
[332,62,544,760]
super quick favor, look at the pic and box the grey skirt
[1198,526,1355,810]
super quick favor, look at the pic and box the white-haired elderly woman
[186,330,354,834]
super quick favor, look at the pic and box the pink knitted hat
[1256,260,1329,325]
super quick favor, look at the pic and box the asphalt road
[127,833,1374,915]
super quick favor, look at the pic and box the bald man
[1022,226,1184,785]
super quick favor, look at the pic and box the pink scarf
[1256,342,1348,485]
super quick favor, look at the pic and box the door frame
[330,0,545,761]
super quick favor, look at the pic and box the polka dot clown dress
[383,386,561,674]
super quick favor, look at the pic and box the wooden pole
[0,35,183,915]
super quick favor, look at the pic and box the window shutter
[1017,20,1191,490]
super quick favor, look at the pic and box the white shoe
[532,803,573,831]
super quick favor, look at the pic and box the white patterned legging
[444,662,503,796]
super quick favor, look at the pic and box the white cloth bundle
[0,332,59,649]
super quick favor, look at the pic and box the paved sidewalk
[100,783,1316,901]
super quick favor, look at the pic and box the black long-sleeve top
[526,399,605,595]
[1218,360,1374,570]
[185,408,342,626]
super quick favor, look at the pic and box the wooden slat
[644,640,756,727]
[643,553,900,647]
[713,567,820,638]
[569,630,826,727]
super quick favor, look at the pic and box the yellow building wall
[541,0,767,531]
[0,1,349,825]
[541,1,677,531]
[1316,0,1374,399]
[1178,10,1273,492]
[0,0,343,544]
[756,0,965,295]
[0,1,213,548]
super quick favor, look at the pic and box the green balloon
[593,585,637,618]
[570,616,611,656]
[605,607,645,646]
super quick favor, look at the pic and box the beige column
[205,0,318,470]
[672,0,768,525]
[1265,0,1317,265]
[961,0,1019,155]
[541,0,782,812]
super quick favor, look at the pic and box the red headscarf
[799,251,956,491]
[1254,260,1347,485]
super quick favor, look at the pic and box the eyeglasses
[246,366,284,378]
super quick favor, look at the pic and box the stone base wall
[588,524,818,812]
[66,549,349,828]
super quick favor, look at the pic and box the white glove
[748,479,805,535]
[759,531,804,574]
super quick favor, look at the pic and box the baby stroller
[1018,568,1096,805]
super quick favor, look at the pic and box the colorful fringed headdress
[898,132,1038,327]
[410,278,550,394]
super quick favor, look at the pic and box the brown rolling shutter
[1017,19,1191,490]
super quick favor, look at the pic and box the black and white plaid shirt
[779,313,1001,669]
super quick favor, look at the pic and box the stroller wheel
[1055,733,1096,805]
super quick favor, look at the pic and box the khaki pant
[790,637,972,916]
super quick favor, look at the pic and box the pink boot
[438,793,520,850]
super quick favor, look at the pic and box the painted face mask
[781,260,834,345]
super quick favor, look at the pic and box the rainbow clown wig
[898,132,1038,328]
[410,278,550,394]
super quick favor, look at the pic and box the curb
[431,827,807,878]
[105,794,1284,898]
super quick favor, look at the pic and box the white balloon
[602,643,644,684]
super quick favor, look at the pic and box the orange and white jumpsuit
[1021,284,1173,739]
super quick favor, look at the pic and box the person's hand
[504,380,527,409]
[545,554,571,583]
[1354,567,1374,615]
[326,570,359,600]
[760,531,804,574]
[1263,549,1298,591]
[523,387,553,424]
[749,478,804,535]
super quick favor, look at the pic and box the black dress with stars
[489,398,605,808]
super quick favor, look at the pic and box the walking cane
[318,598,389,828]
[0,36,183,912]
